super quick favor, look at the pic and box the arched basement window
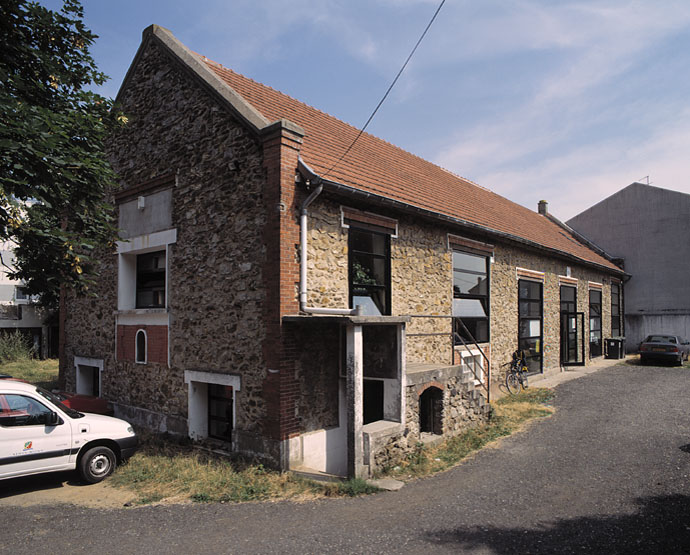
[419,387,443,435]
[135,329,147,364]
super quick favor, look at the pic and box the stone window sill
[113,308,169,316]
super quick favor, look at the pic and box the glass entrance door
[560,312,585,366]
[518,280,543,373]
[560,285,584,366]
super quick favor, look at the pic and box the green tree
[0,0,120,308]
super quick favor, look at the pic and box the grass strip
[109,434,379,504]
[0,358,59,389]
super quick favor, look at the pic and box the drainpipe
[299,179,360,316]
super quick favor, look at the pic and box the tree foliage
[0,0,120,308]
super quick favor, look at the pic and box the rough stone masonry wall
[392,217,452,365]
[306,198,451,365]
[368,373,486,473]
[64,39,269,436]
[490,244,614,380]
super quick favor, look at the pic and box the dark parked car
[639,334,690,365]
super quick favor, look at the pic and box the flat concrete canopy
[283,314,410,325]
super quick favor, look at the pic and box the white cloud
[429,1,690,218]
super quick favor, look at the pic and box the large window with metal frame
[590,289,602,357]
[518,279,543,373]
[348,227,391,316]
[136,251,166,308]
[452,250,489,343]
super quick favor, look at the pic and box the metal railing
[407,315,491,403]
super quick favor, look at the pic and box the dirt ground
[0,471,136,509]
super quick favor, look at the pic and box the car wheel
[79,446,116,484]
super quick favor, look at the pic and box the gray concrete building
[0,241,55,358]
[567,182,690,350]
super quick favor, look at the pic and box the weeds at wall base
[381,388,555,480]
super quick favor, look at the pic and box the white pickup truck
[0,379,137,483]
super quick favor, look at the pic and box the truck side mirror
[46,411,60,426]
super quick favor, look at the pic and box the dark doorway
[363,379,384,424]
[419,387,443,435]
[208,384,233,441]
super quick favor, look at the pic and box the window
[136,251,166,308]
[135,330,147,364]
[14,286,37,304]
[453,251,489,343]
[0,394,52,427]
[208,384,233,441]
[560,285,576,314]
[611,283,621,337]
[349,227,390,316]
[589,289,602,357]
[518,279,543,373]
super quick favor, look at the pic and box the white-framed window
[74,356,103,397]
[135,330,147,364]
[14,286,38,304]
[117,229,176,311]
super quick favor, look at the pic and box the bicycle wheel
[505,371,521,394]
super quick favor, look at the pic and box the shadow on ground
[425,494,690,554]
[0,471,83,499]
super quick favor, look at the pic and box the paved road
[2,364,690,554]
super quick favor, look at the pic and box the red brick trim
[116,324,168,364]
[418,381,445,397]
[558,275,578,286]
[341,206,398,235]
[448,234,494,255]
[114,173,175,203]
[260,122,304,441]
[516,267,545,282]
[588,281,603,290]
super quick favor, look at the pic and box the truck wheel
[79,446,116,483]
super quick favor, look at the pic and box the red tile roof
[202,57,621,273]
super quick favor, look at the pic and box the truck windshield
[35,387,84,419]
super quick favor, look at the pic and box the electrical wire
[321,0,446,179]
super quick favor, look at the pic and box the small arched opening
[419,386,443,435]
[135,329,147,364]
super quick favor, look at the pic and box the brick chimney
[538,200,548,215]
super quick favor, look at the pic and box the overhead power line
[322,0,446,179]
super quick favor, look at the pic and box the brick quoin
[261,121,304,441]
[417,381,445,397]
[117,324,168,364]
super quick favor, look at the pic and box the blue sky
[44,0,690,220]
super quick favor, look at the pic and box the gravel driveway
[1,364,689,554]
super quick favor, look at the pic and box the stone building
[61,25,626,478]
[567,182,690,350]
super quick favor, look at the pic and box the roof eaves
[120,25,271,136]
[299,158,626,277]
[545,212,627,275]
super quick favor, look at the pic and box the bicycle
[505,349,529,394]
